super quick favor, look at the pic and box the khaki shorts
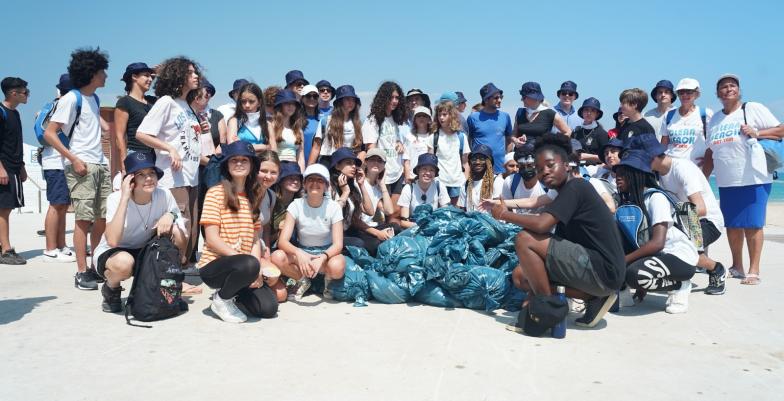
[64,163,111,222]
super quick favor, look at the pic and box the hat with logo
[124,151,163,179]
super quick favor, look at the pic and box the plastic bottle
[552,286,567,339]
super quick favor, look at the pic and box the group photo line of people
[1,46,782,333]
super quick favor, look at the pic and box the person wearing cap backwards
[614,149,699,314]
[198,140,280,322]
[315,80,335,119]
[643,80,677,141]
[398,153,451,228]
[489,134,626,328]
[703,74,784,286]
[270,89,306,170]
[284,70,309,100]
[0,77,29,266]
[300,84,321,166]
[216,78,249,123]
[551,80,583,132]
[514,82,572,146]
[271,163,346,301]
[466,83,514,174]
[114,63,157,161]
[405,106,434,182]
[311,85,365,165]
[661,78,713,166]
[572,97,609,165]
[94,152,186,313]
[428,99,470,205]
[458,144,503,213]
[617,88,655,141]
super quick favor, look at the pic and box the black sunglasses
[318,88,332,93]
[303,94,319,99]
[560,91,576,97]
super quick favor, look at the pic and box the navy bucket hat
[519,82,544,101]
[334,85,360,102]
[56,73,72,92]
[650,80,677,103]
[285,70,309,87]
[615,149,653,174]
[277,162,303,183]
[556,80,579,99]
[414,153,439,176]
[330,147,362,169]
[577,97,603,120]
[626,133,666,160]
[480,83,503,102]
[229,79,249,97]
[274,89,299,107]
[202,79,216,97]
[315,80,336,98]
[455,91,467,104]
[121,62,155,82]
[124,151,163,179]
[220,140,258,168]
[599,138,626,164]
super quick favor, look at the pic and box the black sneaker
[101,284,122,313]
[85,267,105,283]
[575,293,618,328]
[74,271,98,290]
[705,262,727,295]
[0,249,26,265]
[37,229,46,236]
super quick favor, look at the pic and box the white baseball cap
[303,163,330,184]
[299,84,318,96]
[717,73,740,88]
[675,78,700,92]
[412,106,432,118]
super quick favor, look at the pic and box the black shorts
[96,247,141,278]
[700,219,722,249]
[385,174,406,195]
[0,172,24,209]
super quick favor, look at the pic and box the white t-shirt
[216,102,235,122]
[363,117,408,183]
[361,179,385,227]
[406,131,432,179]
[707,102,781,187]
[93,188,184,262]
[315,115,357,156]
[287,197,343,247]
[643,107,673,141]
[49,91,106,165]
[426,130,470,187]
[658,158,724,229]
[259,188,276,226]
[278,127,298,162]
[663,106,713,164]
[645,192,699,266]
[501,175,556,214]
[137,96,202,188]
[41,145,64,170]
[398,180,451,211]
[458,175,504,213]
[592,168,617,191]
[587,177,610,198]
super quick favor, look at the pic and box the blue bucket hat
[599,138,626,164]
[330,147,361,169]
[413,153,439,176]
[469,144,494,163]
[274,89,299,107]
[121,62,155,82]
[277,162,303,183]
[56,73,72,92]
[577,97,603,120]
[334,85,360,102]
[557,80,579,99]
[480,83,503,102]
[519,82,544,101]
[202,79,216,97]
[220,140,258,168]
[615,149,653,174]
[650,80,677,103]
[229,79,249,97]
[315,80,335,99]
[626,133,666,160]
[124,151,163,179]
[455,91,467,104]
[438,92,459,104]
[285,70,309,87]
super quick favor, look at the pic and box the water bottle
[552,286,567,339]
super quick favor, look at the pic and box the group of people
[0,46,781,328]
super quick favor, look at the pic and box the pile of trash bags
[328,205,527,311]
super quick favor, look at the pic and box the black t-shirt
[543,178,626,289]
[0,104,24,173]
[617,118,654,141]
[116,95,156,152]
[515,108,556,140]
[573,125,609,156]
[208,108,224,148]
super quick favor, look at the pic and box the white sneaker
[665,281,691,314]
[59,246,74,256]
[210,291,247,323]
[568,298,586,313]
[41,249,76,263]
[619,287,635,308]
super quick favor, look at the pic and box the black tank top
[515,108,556,140]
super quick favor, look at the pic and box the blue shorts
[446,186,461,198]
[44,169,71,205]
[719,184,771,229]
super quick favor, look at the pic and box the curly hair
[369,81,408,127]
[154,56,200,99]
[67,48,109,89]
[327,98,363,150]
[433,101,463,133]
[466,158,495,210]
[534,133,572,161]
[263,86,281,110]
[272,102,306,145]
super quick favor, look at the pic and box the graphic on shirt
[176,109,201,163]
[709,122,740,146]
[668,128,697,148]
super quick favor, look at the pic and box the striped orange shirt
[198,185,261,267]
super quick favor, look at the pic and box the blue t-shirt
[466,110,513,173]
[318,106,333,121]
[304,115,319,165]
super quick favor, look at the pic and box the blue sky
[3,0,783,144]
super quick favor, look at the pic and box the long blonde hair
[432,101,463,133]
[272,104,305,145]
[327,98,363,150]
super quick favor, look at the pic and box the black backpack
[125,236,187,327]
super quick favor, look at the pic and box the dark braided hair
[615,165,661,219]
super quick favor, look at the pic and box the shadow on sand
[0,296,57,325]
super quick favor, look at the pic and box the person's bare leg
[90,218,106,260]
[745,228,764,276]
[74,220,91,272]
[726,228,744,273]
[44,206,63,251]
[56,205,68,249]
[697,253,718,271]
[104,251,134,288]
[0,208,12,252]
[514,230,552,296]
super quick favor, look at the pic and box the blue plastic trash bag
[442,264,510,311]
[500,286,527,312]
[376,236,428,274]
[467,211,509,247]
[346,246,375,269]
[366,270,411,304]
[428,219,486,264]
[404,264,426,296]
[414,282,464,308]
[422,254,451,281]
[328,256,369,307]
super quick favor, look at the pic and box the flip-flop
[728,267,746,279]
[741,273,761,285]
[182,283,203,295]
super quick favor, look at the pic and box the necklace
[131,193,154,230]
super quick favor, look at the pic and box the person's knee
[326,255,346,279]
[107,252,135,279]
[624,266,646,290]
[515,230,534,249]
[233,255,260,280]
[270,250,287,266]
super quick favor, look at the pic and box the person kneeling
[199,141,279,323]
[95,152,186,313]
[490,135,626,329]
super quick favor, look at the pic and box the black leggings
[199,254,278,318]
[625,253,696,292]
[347,223,401,257]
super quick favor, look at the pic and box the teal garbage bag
[442,264,510,311]
[366,271,411,304]
[414,282,464,308]
[376,236,428,274]
[467,211,510,247]
[328,256,370,307]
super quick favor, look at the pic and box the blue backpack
[615,188,689,250]
[34,89,100,147]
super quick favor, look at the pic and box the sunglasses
[560,91,576,97]
[318,88,332,93]
[303,94,319,100]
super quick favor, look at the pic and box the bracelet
[169,211,178,222]
[321,252,330,259]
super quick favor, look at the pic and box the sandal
[181,283,203,296]
[741,273,761,285]
[728,266,746,279]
